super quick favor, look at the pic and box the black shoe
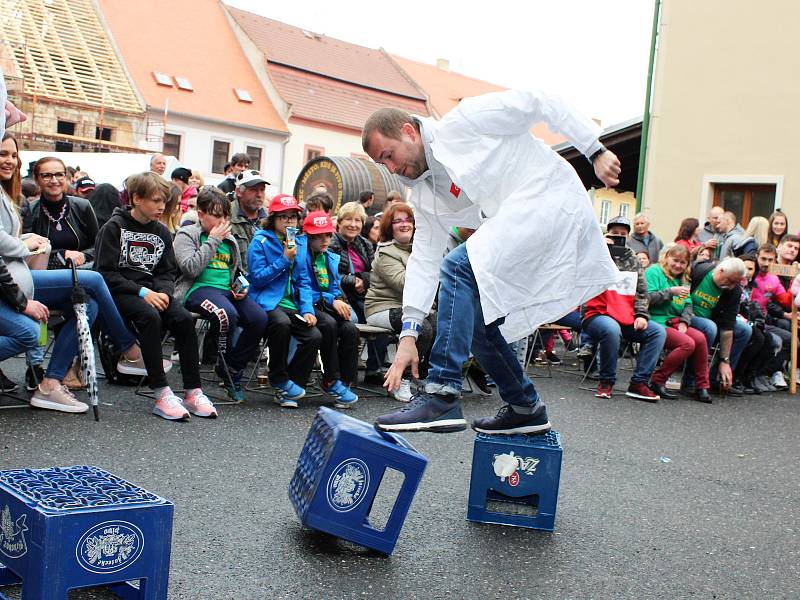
[472,404,551,435]
[565,338,579,352]
[0,369,19,393]
[740,378,759,395]
[694,389,712,403]
[680,384,696,397]
[363,371,385,386]
[25,365,44,392]
[544,352,562,365]
[374,392,466,433]
[710,383,744,397]
[650,383,677,400]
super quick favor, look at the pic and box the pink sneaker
[183,389,217,418]
[153,389,190,421]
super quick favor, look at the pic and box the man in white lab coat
[362,89,621,434]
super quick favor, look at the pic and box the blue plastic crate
[289,407,428,555]
[0,465,173,599]
[467,431,562,531]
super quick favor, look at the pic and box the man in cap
[74,176,96,199]
[362,89,621,434]
[171,167,192,194]
[230,169,269,273]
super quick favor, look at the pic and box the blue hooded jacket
[305,248,344,308]
[247,229,314,314]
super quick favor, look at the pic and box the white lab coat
[399,89,619,342]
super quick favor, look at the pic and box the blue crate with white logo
[0,465,173,600]
[289,407,428,555]
[467,431,562,531]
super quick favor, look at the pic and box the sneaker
[595,381,613,399]
[183,389,218,418]
[0,369,19,393]
[363,371,385,386]
[626,382,659,402]
[272,379,305,408]
[390,379,414,402]
[25,364,45,392]
[322,380,359,408]
[30,385,88,414]
[374,391,466,433]
[753,375,775,393]
[544,352,562,365]
[117,356,172,376]
[565,338,579,352]
[152,389,190,421]
[472,404,551,435]
[577,344,594,358]
[740,378,759,395]
[770,371,788,390]
[214,363,244,403]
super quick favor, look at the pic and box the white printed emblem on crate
[326,458,370,512]
[0,504,28,559]
[493,452,540,487]
[76,520,144,573]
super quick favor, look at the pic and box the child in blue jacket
[247,194,320,407]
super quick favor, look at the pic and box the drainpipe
[636,0,663,213]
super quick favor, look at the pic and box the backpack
[96,332,141,386]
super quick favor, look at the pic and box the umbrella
[68,259,99,421]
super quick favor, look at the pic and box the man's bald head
[708,205,724,231]
[150,153,167,176]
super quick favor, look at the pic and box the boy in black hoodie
[94,172,216,420]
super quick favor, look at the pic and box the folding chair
[353,323,394,398]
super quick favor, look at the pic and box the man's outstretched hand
[384,336,419,392]
[594,149,622,188]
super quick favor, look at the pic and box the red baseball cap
[303,210,336,235]
[268,194,301,214]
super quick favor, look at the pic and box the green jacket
[364,240,412,318]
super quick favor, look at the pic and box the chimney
[436,58,450,71]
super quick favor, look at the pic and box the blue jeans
[0,302,40,361]
[582,315,666,385]
[32,270,136,381]
[427,244,541,412]
[690,316,752,375]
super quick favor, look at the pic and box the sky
[225,0,656,127]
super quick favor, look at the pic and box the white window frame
[619,202,630,218]
[600,200,611,225]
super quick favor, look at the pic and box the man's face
[231,162,248,175]
[743,260,756,280]
[633,216,649,236]
[779,240,799,263]
[150,155,166,176]
[717,214,733,234]
[709,207,724,230]
[607,225,629,237]
[237,183,266,213]
[757,250,776,274]
[365,123,427,179]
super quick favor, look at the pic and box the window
[246,145,262,171]
[95,126,112,142]
[153,72,173,87]
[234,88,253,103]
[599,200,611,226]
[163,132,181,160]
[619,202,630,218]
[55,120,75,152]
[174,76,193,91]
[304,144,324,164]
[713,183,776,226]
[212,140,230,174]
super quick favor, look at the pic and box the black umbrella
[68,259,99,421]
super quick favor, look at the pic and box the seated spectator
[645,244,711,402]
[230,169,268,273]
[738,253,784,393]
[365,204,435,401]
[775,234,799,288]
[22,156,98,269]
[149,153,167,177]
[675,217,702,252]
[73,176,95,199]
[755,244,794,389]
[189,170,204,190]
[688,256,752,395]
[716,211,745,259]
[302,210,359,407]
[329,201,385,384]
[628,213,663,265]
[732,216,768,257]
[95,171,216,421]
[361,215,380,251]
[248,194,321,408]
[217,153,250,194]
[358,189,375,212]
[581,215,666,401]
[305,191,334,216]
[768,210,788,247]
[636,251,650,269]
[692,245,712,263]
[87,183,121,230]
[384,190,404,208]
[174,187,268,403]
[160,184,182,234]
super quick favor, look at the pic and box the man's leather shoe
[649,383,677,399]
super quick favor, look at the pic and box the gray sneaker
[30,385,89,414]
[752,375,775,393]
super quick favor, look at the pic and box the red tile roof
[226,7,425,100]
[97,0,287,133]
[392,55,565,146]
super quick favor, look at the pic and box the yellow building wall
[642,0,800,238]
[591,188,637,230]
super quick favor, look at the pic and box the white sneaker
[391,379,413,402]
[30,385,89,414]
[770,371,788,389]
[117,356,172,376]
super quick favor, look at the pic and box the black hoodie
[94,207,177,296]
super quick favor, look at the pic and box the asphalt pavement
[0,353,798,600]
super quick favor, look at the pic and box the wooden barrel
[293,156,407,214]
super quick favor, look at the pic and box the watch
[589,146,607,163]
[719,356,730,364]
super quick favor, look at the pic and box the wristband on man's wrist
[401,321,422,334]
[589,145,607,163]
[138,287,149,299]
